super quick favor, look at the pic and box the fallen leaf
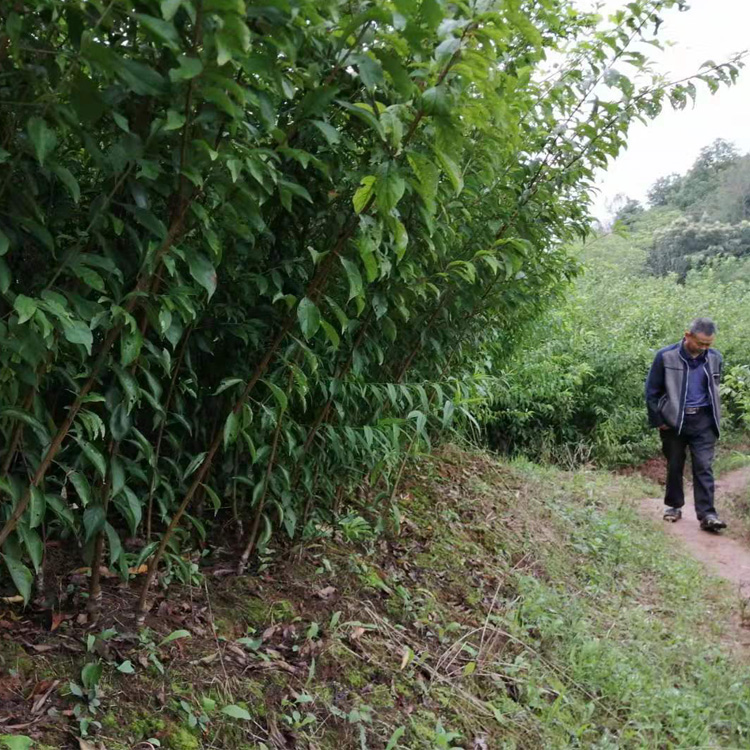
[0,595,24,604]
[29,644,54,653]
[50,612,68,632]
[315,586,336,599]
[350,627,366,641]
[261,624,279,641]
[189,653,218,666]
[77,739,98,750]
[128,564,148,575]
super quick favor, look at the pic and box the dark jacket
[645,342,722,435]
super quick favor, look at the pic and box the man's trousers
[660,408,717,520]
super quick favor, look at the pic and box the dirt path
[638,466,750,588]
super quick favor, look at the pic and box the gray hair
[689,317,717,336]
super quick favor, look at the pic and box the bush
[483,237,750,467]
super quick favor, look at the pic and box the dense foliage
[0,0,739,609]
[484,209,750,466]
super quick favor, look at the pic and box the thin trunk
[236,400,286,575]
[146,325,193,540]
[0,388,35,477]
[87,441,117,626]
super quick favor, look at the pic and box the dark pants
[660,408,717,519]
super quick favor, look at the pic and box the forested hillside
[485,138,750,466]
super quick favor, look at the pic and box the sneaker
[663,508,682,522]
[700,514,727,532]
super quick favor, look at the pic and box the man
[645,317,726,531]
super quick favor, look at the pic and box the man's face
[684,330,714,357]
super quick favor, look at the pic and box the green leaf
[46,494,75,531]
[18,525,43,573]
[185,452,208,479]
[117,659,135,673]
[320,320,340,350]
[214,378,244,396]
[136,14,181,49]
[188,252,218,299]
[159,629,191,647]
[165,109,186,131]
[27,117,57,166]
[352,53,384,91]
[353,175,376,214]
[421,85,450,116]
[237,637,262,650]
[0,228,8,256]
[121,327,143,367]
[110,402,131,441]
[116,58,167,97]
[116,488,142,536]
[222,705,253,720]
[340,258,363,301]
[0,258,10,293]
[80,440,107,479]
[29,485,46,529]
[435,148,463,195]
[83,504,106,542]
[297,297,321,341]
[311,120,340,145]
[71,72,105,123]
[161,0,182,20]
[62,319,93,355]
[385,727,405,750]
[375,163,406,214]
[105,523,122,568]
[407,152,439,208]
[263,380,288,411]
[51,164,80,204]
[0,407,50,443]
[81,661,102,690]
[130,207,167,239]
[14,294,36,324]
[0,734,34,750]
[337,100,385,140]
[111,456,125,497]
[201,483,222,513]
[3,554,32,604]
[223,410,240,450]
[69,471,92,506]
[216,16,251,65]
[169,55,203,82]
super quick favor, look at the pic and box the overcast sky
[587,0,750,219]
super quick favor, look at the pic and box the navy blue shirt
[681,342,710,408]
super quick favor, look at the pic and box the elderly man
[645,318,726,531]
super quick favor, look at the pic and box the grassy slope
[3,447,750,749]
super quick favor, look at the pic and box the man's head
[683,317,716,357]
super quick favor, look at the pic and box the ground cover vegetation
[5,447,750,749]
[485,139,750,467]
[1,0,740,610]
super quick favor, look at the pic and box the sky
[586,0,750,220]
